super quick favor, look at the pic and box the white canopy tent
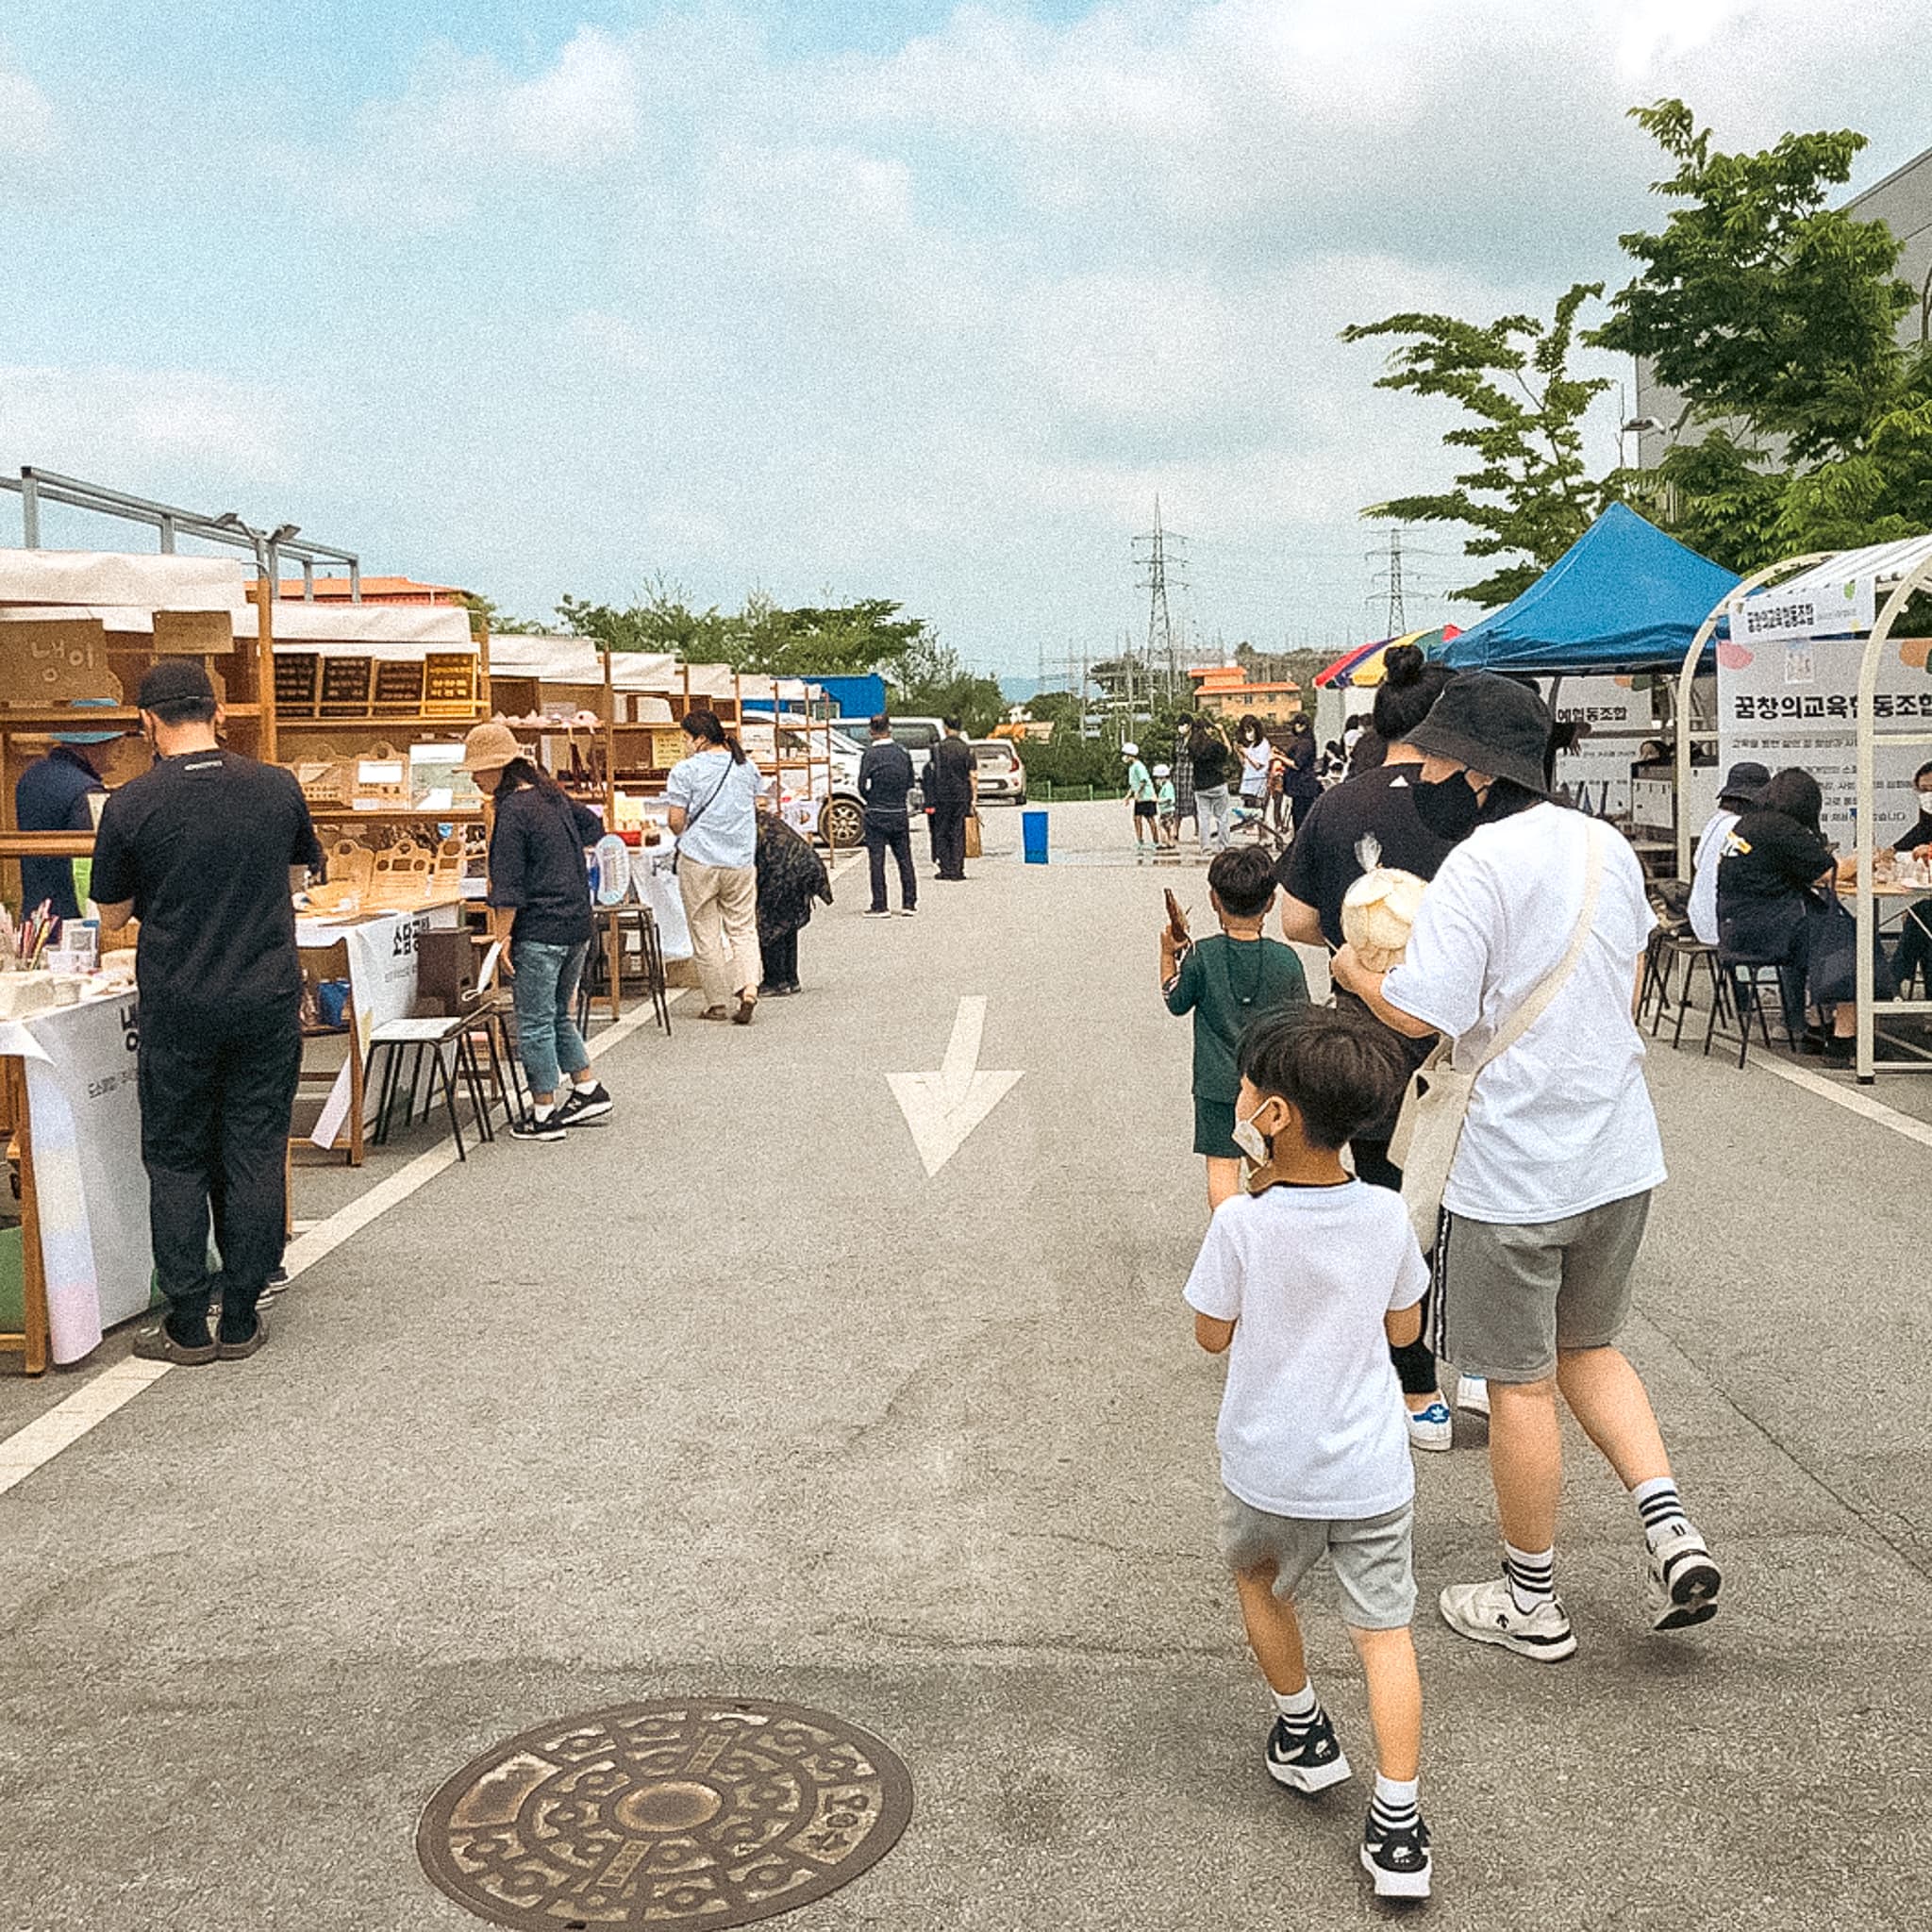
[0,548,245,609]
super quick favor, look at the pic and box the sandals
[698,1006,734,1022]
[732,992,758,1026]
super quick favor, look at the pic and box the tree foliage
[1341,282,1613,605]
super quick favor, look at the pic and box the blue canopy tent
[1441,503,1740,674]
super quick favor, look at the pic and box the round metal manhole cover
[416,1697,913,1930]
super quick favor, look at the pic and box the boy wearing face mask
[1185,1006,1435,1901]
[1161,845,1308,1211]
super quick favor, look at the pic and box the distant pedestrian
[667,707,767,1024]
[1123,741,1158,853]
[1189,718,1236,852]
[858,715,918,917]
[1153,762,1178,846]
[926,716,978,881]
[92,660,323,1364]
[1279,714,1321,837]
[1160,844,1308,1210]
[1184,1006,1435,1901]
[754,799,831,995]
[1236,715,1273,819]
[1335,673,1722,1660]
[462,723,612,1140]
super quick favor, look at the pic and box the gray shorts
[1219,1491,1416,1631]
[1436,1191,1652,1385]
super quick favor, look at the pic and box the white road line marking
[887,995,1024,1177]
[1753,1054,1932,1151]
[0,992,682,1495]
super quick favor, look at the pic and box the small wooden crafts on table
[304,834,466,914]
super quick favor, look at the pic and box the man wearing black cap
[1334,672,1721,1663]
[90,659,325,1365]
[1689,761,1770,948]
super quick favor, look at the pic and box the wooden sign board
[152,608,235,655]
[0,619,122,704]
[374,659,425,714]
[275,653,320,716]
[423,653,479,717]
[650,728,685,769]
[320,656,374,716]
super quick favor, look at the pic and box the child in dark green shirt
[1161,845,1309,1209]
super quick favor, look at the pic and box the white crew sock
[1503,1541,1555,1611]
[1371,1773,1420,1833]
[1631,1475,1691,1549]
[1273,1682,1319,1724]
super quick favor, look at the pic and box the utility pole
[1134,495,1190,700]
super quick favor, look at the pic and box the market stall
[1688,534,1932,1079]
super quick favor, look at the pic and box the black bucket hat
[1406,673,1553,796]
[1717,760,1771,809]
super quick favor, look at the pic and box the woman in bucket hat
[1334,673,1722,1662]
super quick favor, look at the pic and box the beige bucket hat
[458,721,528,774]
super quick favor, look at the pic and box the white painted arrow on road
[887,996,1024,1177]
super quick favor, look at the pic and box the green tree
[1341,282,1614,605]
[1592,100,1928,571]
[458,591,545,638]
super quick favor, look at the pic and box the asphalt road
[4,800,1928,1930]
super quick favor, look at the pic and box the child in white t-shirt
[1184,1005,1435,1900]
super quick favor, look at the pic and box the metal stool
[1705,958,1791,1069]
[364,1015,495,1158]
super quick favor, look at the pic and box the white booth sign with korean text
[1547,675,1650,817]
[1717,628,1932,848]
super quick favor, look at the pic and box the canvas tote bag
[964,811,983,859]
[1389,824,1607,1244]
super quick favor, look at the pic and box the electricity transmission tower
[1134,496,1191,699]
[1366,527,1445,636]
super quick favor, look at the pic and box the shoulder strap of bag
[1464,821,1607,1076]
[682,756,736,833]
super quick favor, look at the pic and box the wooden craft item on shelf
[423,653,479,717]
[354,756,409,808]
[152,608,235,655]
[275,653,321,716]
[371,838,435,903]
[319,656,375,716]
[0,619,121,704]
[374,659,426,715]
[293,759,356,807]
[432,835,465,891]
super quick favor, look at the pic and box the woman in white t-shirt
[1236,715,1274,807]
[1333,673,1722,1668]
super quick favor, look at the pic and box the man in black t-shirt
[858,716,918,915]
[1274,761,1457,949]
[925,718,978,881]
[92,659,324,1365]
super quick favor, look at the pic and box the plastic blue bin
[1022,808,1049,865]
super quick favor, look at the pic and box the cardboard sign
[0,619,122,704]
[275,652,320,715]
[320,656,374,716]
[651,727,685,769]
[151,608,235,655]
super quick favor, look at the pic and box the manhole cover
[416,1697,913,1930]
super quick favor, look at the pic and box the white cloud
[0,62,56,157]
[0,365,298,477]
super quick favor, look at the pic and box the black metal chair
[363,1014,496,1158]
[1705,958,1794,1069]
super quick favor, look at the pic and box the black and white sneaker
[1439,1576,1577,1661]
[1648,1526,1723,1631]
[863,908,892,919]
[1264,1709,1353,1794]
[555,1082,613,1125]
[509,1112,568,1143]
[1361,1810,1432,1899]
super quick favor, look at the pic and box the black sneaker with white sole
[1648,1526,1722,1631]
[555,1082,613,1125]
[509,1112,569,1143]
[1264,1709,1353,1794]
[1361,1811,1432,1899]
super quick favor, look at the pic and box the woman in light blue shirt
[665,709,767,1022]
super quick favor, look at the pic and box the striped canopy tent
[1314,625,1461,690]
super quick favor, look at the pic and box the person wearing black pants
[925,716,977,881]
[92,659,324,1366]
[858,714,918,916]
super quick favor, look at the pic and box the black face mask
[1411,772,1484,841]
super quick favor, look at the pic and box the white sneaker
[1439,1576,1577,1661]
[1648,1525,1723,1632]
[1405,1399,1453,1453]
[1455,1374,1491,1418]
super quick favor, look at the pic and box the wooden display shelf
[278,714,484,731]
[0,832,97,857]
[0,703,262,726]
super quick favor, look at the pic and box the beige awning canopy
[0,548,247,609]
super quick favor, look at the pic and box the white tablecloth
[0,994,151,1364]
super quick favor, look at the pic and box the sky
[1,1,1928,676]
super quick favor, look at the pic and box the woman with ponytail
[1272,644,1473,1445]
[666,707,768,1024]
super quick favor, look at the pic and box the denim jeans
[510,938,590,1096]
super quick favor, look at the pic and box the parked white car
[972,739,1026,805]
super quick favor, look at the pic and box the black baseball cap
[1406,672,1553,797]
[137,659,217,709]
[1718,760,1771,809]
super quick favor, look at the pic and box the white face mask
[1231,1104,1271,1166]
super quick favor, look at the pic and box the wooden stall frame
[0,1055,49,1374]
